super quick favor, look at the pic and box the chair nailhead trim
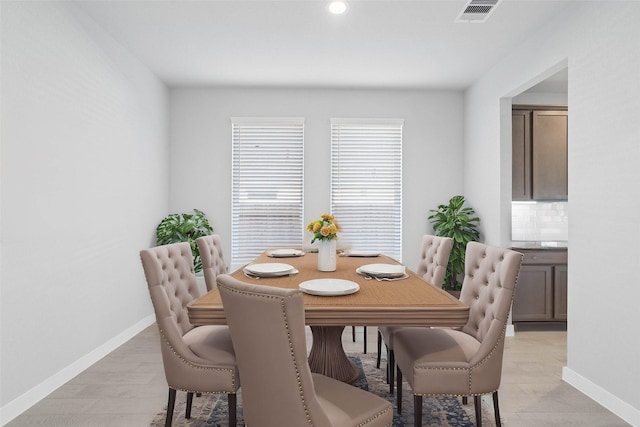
[218,285,315,426]
[356,406,392,427]
[158,325,237,392]
[412,324,507,396]
[410,253,523,400]
[416,390,498,398]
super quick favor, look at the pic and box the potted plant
[428,196,480,292]
[307,213,340,271]
[155,209,214,273]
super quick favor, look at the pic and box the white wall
[169,88,464,271]
[464,2,640,424]
[0,2,168,422]
[512,91,568,106]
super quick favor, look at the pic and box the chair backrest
[140,242,200,337]
[415,234,454,288]
[459,242,523,344]
[216,275,332,427]
[196,234,227,292]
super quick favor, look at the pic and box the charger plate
[243,263,295,277]
[299,279,360,296]
[267,249,305,258]
[344,250,380,257]
[357,263,406,278]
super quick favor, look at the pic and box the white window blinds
[231,118,304,266]
[330,119,403,261]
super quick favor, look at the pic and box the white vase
[317,239,337,272]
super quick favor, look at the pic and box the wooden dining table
[188,251,469,383]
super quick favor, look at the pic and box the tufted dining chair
[216,274,393,427]
[393,242,523,427]
[196,234,227,292]
[140,242,238,427]
[377,235,454,393]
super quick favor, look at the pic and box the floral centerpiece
[307,213,340,243]
[307,214,340,271]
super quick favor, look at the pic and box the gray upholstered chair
[196,234,227,292]
[377,235,454,393]
[216,274,393,427]
[140,242,238,427]
[393,242,523,427]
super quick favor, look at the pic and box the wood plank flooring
[7,324,629,426]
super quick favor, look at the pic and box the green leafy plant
[428,196,480,291]
[155,209,213,273]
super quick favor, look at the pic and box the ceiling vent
[455,0,502,23]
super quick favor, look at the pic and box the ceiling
[524,68,568,93]
[74,0,574,90]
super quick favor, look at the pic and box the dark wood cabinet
[532,111,568,200]
[512,110,532,200]
[512,265,553,320]
[512,107,568,201]
[553,265,568,320]
[512,249,567,322]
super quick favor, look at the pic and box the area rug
[150,354,497,426]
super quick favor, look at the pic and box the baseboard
[0,314,155,426]
[506,324,515,336]
[562,366,640,426]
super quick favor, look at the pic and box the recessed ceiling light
[329,1,347,15]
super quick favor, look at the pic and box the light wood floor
[7,324,629,426]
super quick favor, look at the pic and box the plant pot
[317,239,337,272]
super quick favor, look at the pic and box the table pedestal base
[308,326,360,384]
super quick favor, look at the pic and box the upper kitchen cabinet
[512,106,568,201]
[512,110,532,200]
[532,110,568,199]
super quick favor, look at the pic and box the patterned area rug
[150,353,497,426]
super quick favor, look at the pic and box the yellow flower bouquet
[307,213,340,243]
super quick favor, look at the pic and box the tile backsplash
[511,201,568,242]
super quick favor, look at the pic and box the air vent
[455,0,502,23]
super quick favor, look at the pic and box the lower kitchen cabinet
[553,265,568,320]
[512,249,567,322]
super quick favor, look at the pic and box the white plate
[357,263,406,278]
[299,279,360,296]
[267,249,304,258]
[345,250,380,257]
[244,262,295,277]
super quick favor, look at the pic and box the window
[330,119,403,261]
[231,118,304,266]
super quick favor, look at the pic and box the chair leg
[389,349,395,395]
[396,366,403,413]
[376,331,382,369]
[474,395,483,427]
[414,394,423,427]
[228,393,237,427]
[185,392,193,419]
[386,348,391,383]
[462,396,468,405]
[492,391,502,427]
[363,326,367,353]
[352,326,356,342]
[165,388,176,427]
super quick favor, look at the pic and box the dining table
[188,250,470,383]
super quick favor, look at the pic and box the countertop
[510,241,568,250]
